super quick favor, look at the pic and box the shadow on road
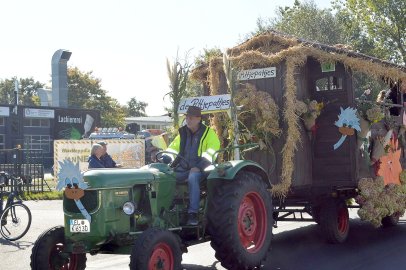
[182,261,220,270]
[0,238,33,250]
[264,219,406,270]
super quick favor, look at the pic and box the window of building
[24,135,51,153]
[0,117,4,126]
[0,135,4,149]
[316,76,343,91]
[24,118,50,127]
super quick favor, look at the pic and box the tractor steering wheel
[155,151,190,170]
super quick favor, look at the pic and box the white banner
[178,94,231,114]
[25,108,55,118]
[238,67,276,80]
[53,139,145,175]
[0,106,9,116]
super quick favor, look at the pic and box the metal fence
[0,148,48,192]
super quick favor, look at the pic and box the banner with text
[53,139,145,175]
[238,67,276,81]
[178,94,231,114]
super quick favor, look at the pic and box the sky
[0,0,332,116]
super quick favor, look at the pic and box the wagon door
[308,59,357,188]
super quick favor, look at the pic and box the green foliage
[166,53,190,130]
[126,97,148,117]
[0,77,44,106]
[249,0,346,45]
[194,48,222,66]
[334,0,406,64]
[20,191,63,200]
[67,67,126,127]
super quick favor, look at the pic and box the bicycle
[0,171,32,241]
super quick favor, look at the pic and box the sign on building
[24,108,55,118]
[54,109,100,140]
[0,106,9,116]
[53,139,145,175]
[237,67,276,81]
[178,94,231,114]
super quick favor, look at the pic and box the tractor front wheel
[130,228,182,270]
[207,171,272,270]
[30,226,86,270]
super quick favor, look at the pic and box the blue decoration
[56,159,91,222]
[333,107,361,150]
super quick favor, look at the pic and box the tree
[334,0,406,64]
[0,77,43,106]
[126,97,148,117]
[67,67,126,127]
[165,53,190,130]
[249,0,346,45]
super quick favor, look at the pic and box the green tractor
[30,146,273,270]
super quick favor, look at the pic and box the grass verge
[21,191,63,200]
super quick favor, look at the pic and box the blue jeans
[187,171,203,214]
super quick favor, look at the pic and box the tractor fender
[207,160,271,188]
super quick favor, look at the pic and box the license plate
[70,219,90,233]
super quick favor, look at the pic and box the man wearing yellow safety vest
[166,106,220,226]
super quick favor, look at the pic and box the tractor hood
[83,168,156,189]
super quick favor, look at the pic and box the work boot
[186,213,198,226]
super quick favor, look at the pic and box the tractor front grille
[63,190,99,213]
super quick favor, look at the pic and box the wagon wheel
[382,211,401,227]
[319,199,349,244]
[130,228,182,270]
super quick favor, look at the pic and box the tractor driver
[166,106,220,226]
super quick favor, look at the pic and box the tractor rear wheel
[319,199,349,244]
[30,226,86,270]
[130,228,182,270]
[207,171,272,270]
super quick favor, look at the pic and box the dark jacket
[88,155,105,169]
[101,154,117,168]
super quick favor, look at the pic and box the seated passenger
[88,144,105,169]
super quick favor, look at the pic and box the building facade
[0,104,100,167]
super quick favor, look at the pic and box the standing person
[166,106,220,225]
[98,141,121,168]
[88,144,105,169]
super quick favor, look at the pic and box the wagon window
[315,76,343,91]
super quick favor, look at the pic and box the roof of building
[125,115,172,124]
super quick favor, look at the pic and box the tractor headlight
[122,202,136,215]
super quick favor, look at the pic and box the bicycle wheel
[1,203,32,241]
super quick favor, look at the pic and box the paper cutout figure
[377,137,402,185]
[333,107,361,150]
[56,159,91,222]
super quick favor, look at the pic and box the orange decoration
[377,138,402,185]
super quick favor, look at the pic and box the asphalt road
[2,200,406,270]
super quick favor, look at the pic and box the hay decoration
[190,63,208,82]
[357,175,406,227]
[234,84,281,147]
[228,32,298,56]
[272,56,305,198]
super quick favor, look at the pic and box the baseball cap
[97,141,108,146]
